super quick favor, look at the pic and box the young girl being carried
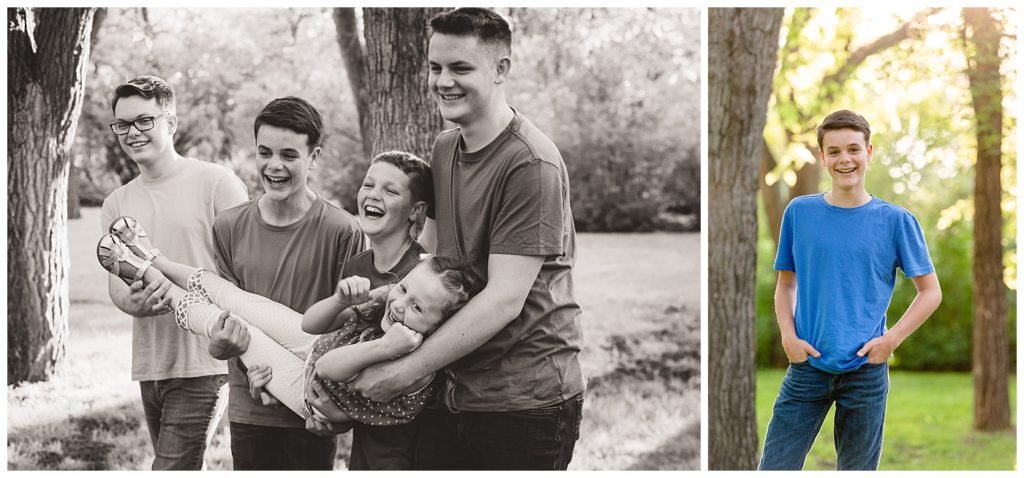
[96,151,483,428]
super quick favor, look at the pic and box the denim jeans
[759,361,889,470]
[229,422,337,470]
[414,393,584,470]
[139,374,229,470]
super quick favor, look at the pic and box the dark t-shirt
[429,110,585,411]
[213,195,364,428]
[341,243,428,470]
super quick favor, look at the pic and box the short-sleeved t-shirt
[101,157,248,381]
[774,193,934,374]
[213,194,364,428]
[429,109,585,411]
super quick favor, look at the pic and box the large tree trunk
[67,7,105,220]
[8,7,96,384]
[709,7,784,470]
[962,7,1010,432]
[333,7,445,161]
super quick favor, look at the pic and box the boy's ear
[818,148,825,167]
[410,201,428,221]
[495,57,511,84]
[309,146,321,169]
[167,114,178,135]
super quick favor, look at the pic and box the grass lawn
[756,368,1017,470]
[7,207,700,470]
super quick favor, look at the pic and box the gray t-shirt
[213,194,364,428]
[101,157,248,381]
[429,110,585,411]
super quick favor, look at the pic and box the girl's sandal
[109,216,160,261]
[97,234,152,286]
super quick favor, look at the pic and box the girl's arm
[303,276,371,334]
[315,323,423,383]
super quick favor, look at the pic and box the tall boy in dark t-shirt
[759,110,942,470]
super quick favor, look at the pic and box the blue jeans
[229,422,337,470]
[759,361,889,470]
[414,393,584,470]
[139,375,229,470]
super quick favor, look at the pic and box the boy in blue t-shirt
[758,110,942,470]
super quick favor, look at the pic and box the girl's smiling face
[381,262,451,335]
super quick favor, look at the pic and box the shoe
[97,234,152,286]
[109,216,160,261]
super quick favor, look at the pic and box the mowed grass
[756,368,1017,470]
[8,207,699,470]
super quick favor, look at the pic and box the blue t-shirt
[774,193,934,374]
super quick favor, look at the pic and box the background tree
[333,7,444,162]
[8,7,97,384]
[708,7,784,470]
[962,7,1010,431]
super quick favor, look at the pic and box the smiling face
[380,262,451,335]
[428,33,508,127]
[255,124,319,204]
[357,162,423,240]
[112,96,176,168]
[819,128,873,195]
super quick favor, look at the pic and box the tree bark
[709,7,784,470]
[67,7,106,220]
[8,7,96,384]
[333,8,444,162]
[962,7,1010,432]
[361,8,445,160]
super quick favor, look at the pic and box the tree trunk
[66,7,105,220]
[333,8,444,161]
[8,7,96,384]
[963,7,1010,432]
[709,7,784,470]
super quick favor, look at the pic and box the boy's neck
[257,188,317,227]
[459,103,515,153]
[138,151,184,181]
[368,231,415,273]
[824,188,872,208]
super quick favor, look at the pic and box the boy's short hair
[253,96,323,151]
[111,75,175,113]
[429,8,512,56]
[371,151,433,207]
[817,110,871,150]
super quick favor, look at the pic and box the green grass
[756,368,1017,470]
[8,207,699,470]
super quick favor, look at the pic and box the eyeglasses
[109,113,170,135]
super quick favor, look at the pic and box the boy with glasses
[101,75,249,470]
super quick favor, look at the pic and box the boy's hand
[380,323,423,357]
[247,364,280,406]
[127,278,173,316]
[209,311,250,359]
[781,335,820,364]
[857,334,897,364]
[335,276,371,307]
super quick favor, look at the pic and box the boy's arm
[857,272,942,362]
[314,324,423,383]
[351,253,543,402]
[775,270,820,363]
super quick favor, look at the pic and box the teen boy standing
[101,75,249,469]
[209,97,364,469]
[352,8,585,470]
[759,110,942,470]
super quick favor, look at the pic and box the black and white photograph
[7,7,700,470]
